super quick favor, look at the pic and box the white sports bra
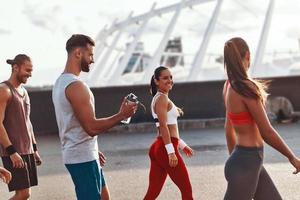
[151,92,180,127]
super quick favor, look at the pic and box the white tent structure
[85,0,300,87]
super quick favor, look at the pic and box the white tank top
[52,73,98,164]
[151,92,179,127]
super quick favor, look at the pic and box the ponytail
[150,75,157,97]
[224,37,268,103]
[149,66,168,97]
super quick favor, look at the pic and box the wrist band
[179,139,187,150]
[165,143,175,154]
[5,145,17,155]
[33,143,38,152]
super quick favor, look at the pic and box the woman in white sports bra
[143,66,194,200]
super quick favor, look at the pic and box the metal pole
[138,0,186,84]
[251,0,275,76]
[187,0,224,81]
[106,3,157,85]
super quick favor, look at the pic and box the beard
[17,75,28,84]
[81,59,90,72]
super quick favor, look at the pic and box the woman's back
[222,37,300,200]
[224,81,264,147]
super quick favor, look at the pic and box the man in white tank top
[52,34,137,200]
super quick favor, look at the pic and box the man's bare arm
[65,81,136,137]
[0,85,13,148]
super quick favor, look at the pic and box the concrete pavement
[1,123,300,200]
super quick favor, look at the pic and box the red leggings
[144,137,193,200]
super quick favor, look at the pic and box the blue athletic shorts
[65,160,106,200]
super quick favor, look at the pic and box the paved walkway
[1,123,300,199]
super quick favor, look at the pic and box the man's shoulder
[0,83,11,95]
[57,74,85,87]
[0,83,11,101]
[66,81,90,98]
[65,80,92,105]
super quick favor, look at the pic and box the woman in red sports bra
[223,37,300,200]
[143,66,194,200]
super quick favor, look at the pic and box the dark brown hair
[66,34,95,53]
[6,54,31,66]
[150,66,168,97]
[224,37,268,102]
[150,66,184,116]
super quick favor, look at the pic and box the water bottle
[121,93,139,124]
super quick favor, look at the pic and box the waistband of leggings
[235,145,264,152]
[156,136,179,144]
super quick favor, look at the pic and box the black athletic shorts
[1,154,38,192]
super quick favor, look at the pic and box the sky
[0,0,299,86]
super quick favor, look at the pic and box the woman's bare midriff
[234,124,264,147]
[158,124,179,138]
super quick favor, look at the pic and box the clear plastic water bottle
[121,93,139,124]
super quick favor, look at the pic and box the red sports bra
[224,80,255,125]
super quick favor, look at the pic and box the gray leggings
[224,145,282,200]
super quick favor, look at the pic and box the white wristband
[179,139,187,150]
[165,143,175,154]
